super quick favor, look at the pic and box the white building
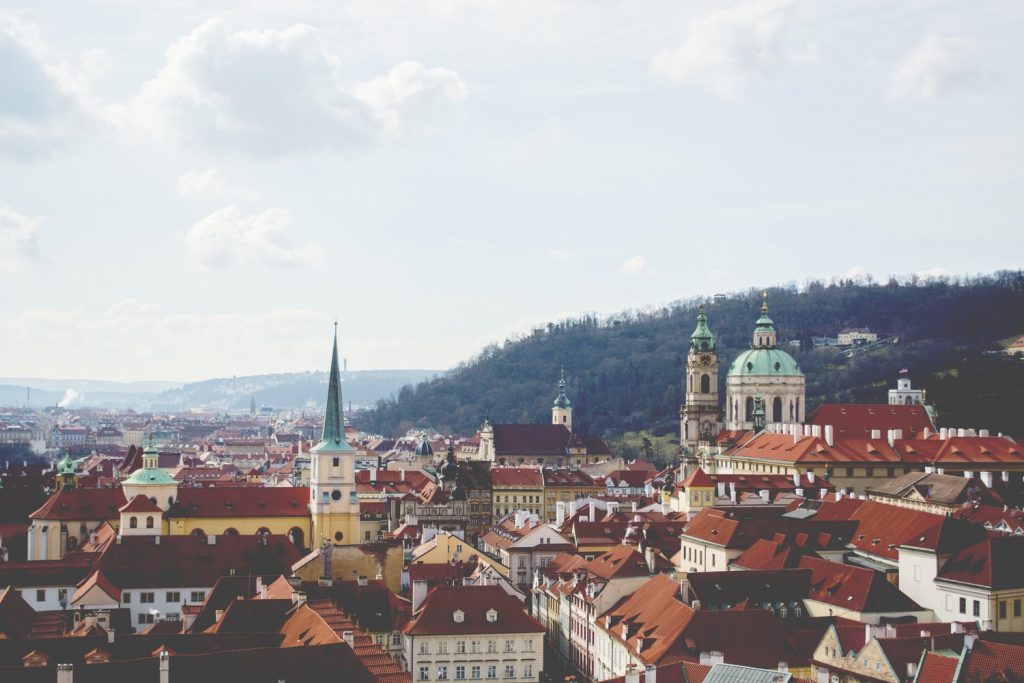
[888,369,925,405]
[403,585,544,683]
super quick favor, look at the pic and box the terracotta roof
[118,495,163,513]
[936,535,1024,590]
[686,569,810,609]
[916,650,961,683]
[490,467,543,487]
[845,500,947,560]
[205,598,292,634]
[807,404,935,437]
[732,539,821,570]
[598,573,693,666]
[0,556,96,588]
[403,585,543,636]
[800,557,922,613]
[30,487,127,520]
[681,468,715,488]
[585,545,652,580]
[962,638,1024,682]
[167,487,309,518]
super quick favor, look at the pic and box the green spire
[312,323,355,454]
[690,304,716,351]
[755,290,775,331]
[553,366,571,409]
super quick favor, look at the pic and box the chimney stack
[555,501,565,527]
[824,425,834,447]
[159,651,170,683]
[57,664,73,683]
[343,630,355,648]
[644,664,657,683]
[625,666,640,683]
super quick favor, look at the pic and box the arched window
[905,396,913,405]
[773,397,782,423]
[700,374,711,394]
[224,527,239,535]
[146,516,154,529]
[191,528,206,537]
[745,397,754,421]
[795,397,801,421]
[288,527,305,549]
[129,516,138,529]
[790,400,795,421]
[256,527,271,538]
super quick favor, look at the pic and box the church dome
[57,451,77,476]
[728,347,803,377]
[415,436,434,457]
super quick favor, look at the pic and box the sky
[1,0,1022,382]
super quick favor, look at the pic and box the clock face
[700,353,713,366]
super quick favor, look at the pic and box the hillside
[355,271,1024,440]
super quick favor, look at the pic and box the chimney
[370,469,376,482]
[631,501,638,513]
[692,600,701,611]
[343,630,355,648]
[625,666,640,683]
[923,427,931,439]
[871,429,881,440]
[793,473,800,488]
[717,482,726,497]
[1003,471,1011,483]
[824,425,834,447]
[940,428,948,439]
[57,664,73,683]
[357,575,368,587]
[958,428,966,437]
[808,472,815,484]
[159,650,170,683]
[819,488,827,499]
[924,466,934,474]
[107,629,115,644]
[964,633,978,650]
[215,609,224,623]
[556,501,565,527]
[980,471,994,488]
[589,506,595,523]
[412,580,429,612]
[207,534,216,545]
[964,471,974,480]
[729,482,737,503]
[979,429,990,437]
[907,662,917,679]
[569,501,577,519]
[865,623,872,645]
[400,468,405,480]
[759,489,770,502]
[937,467,944,475]
[887,430,895,448]
[795,488,803,498]
[811,425,821,438]
[644,664,657,683]
[778,662,789,674]
[154,536,160,545]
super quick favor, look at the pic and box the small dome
[728,348,803,377]
[57,452,77,476]
[415,436,434,456]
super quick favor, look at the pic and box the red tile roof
[118,495,163,513]
[914,650,960,683]
[490,467,544,487]
[808,404,935,437]
[30,487,127,520]
[169,487,309,518]
[936,535,1024,590]
[681,468,715,488]
[403,585,543,636]
[800,557,922,613]
[963,638,1024,682]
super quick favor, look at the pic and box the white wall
[405,632,541,683]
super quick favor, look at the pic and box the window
[471,640,480,653]
[505,640,514,653]
[525,639,533,652]
[505,665,515,679]
[420,667,430,681]
[36,589,45,602]
[456,666,466,680]
[419,642,430,655]
[472,666,481,680]
[166,591,180,602]
[138,613,155,625]
[190,591,205,603]
[487,666,497,680]
[487,640,496,653]
[332,457,340,467]
[1000,601,1007,619]
[130,516,138,529]
[123,592,131,604]
[960,597,967,614]
[438,641,448,654]
[146,516,154,529]
[457,640,466,653]
[518,556,526,568]
[392,633,402,645]
[974,600,981,617]
[1015,599,1022,618]
[438,666,448,680]
[140,592,155,603]
[524,664,533,678]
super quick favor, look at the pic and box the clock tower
[681,305,721,454]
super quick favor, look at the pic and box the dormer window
[486,609,498,623]
[453,610,465,623]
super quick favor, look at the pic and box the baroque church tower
[309,324,360,547]
[551,368,573,432]
[681,305,721,453]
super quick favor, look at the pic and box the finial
[761,290,768,315]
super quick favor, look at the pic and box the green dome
[57,452,77,476]
[553,368,571,409]
[689,306,715,351]
[123,465,178,486]
[728,348,803,377]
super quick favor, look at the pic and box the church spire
[314,323,355,453]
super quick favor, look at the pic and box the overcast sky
[1,0,1021,382]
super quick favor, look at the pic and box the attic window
[453,609,465,623]
[486,609,498,623]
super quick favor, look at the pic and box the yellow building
[409,531,505,573]
[308,326,361,548]
[491,467,544,518]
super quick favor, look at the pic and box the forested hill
[355,271,1024,440]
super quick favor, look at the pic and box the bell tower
[309,323,360,547]
[681,305,721,453]
[551,367,573,432]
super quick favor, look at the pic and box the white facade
[404,632,541,683]
[888,373,924,405]
[120,586,209,630]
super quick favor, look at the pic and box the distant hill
[355,271,1024,440]
[0,370,441,412]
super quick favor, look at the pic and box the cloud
[123,20,467,154]
[176,168,259,201]
[0,13,84,157]
[184,205,326,268]
[888,34,979,101]
[651,0,804,99]
[621,255,647,274]
[0,303,337,381]
[0,204,42,272]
